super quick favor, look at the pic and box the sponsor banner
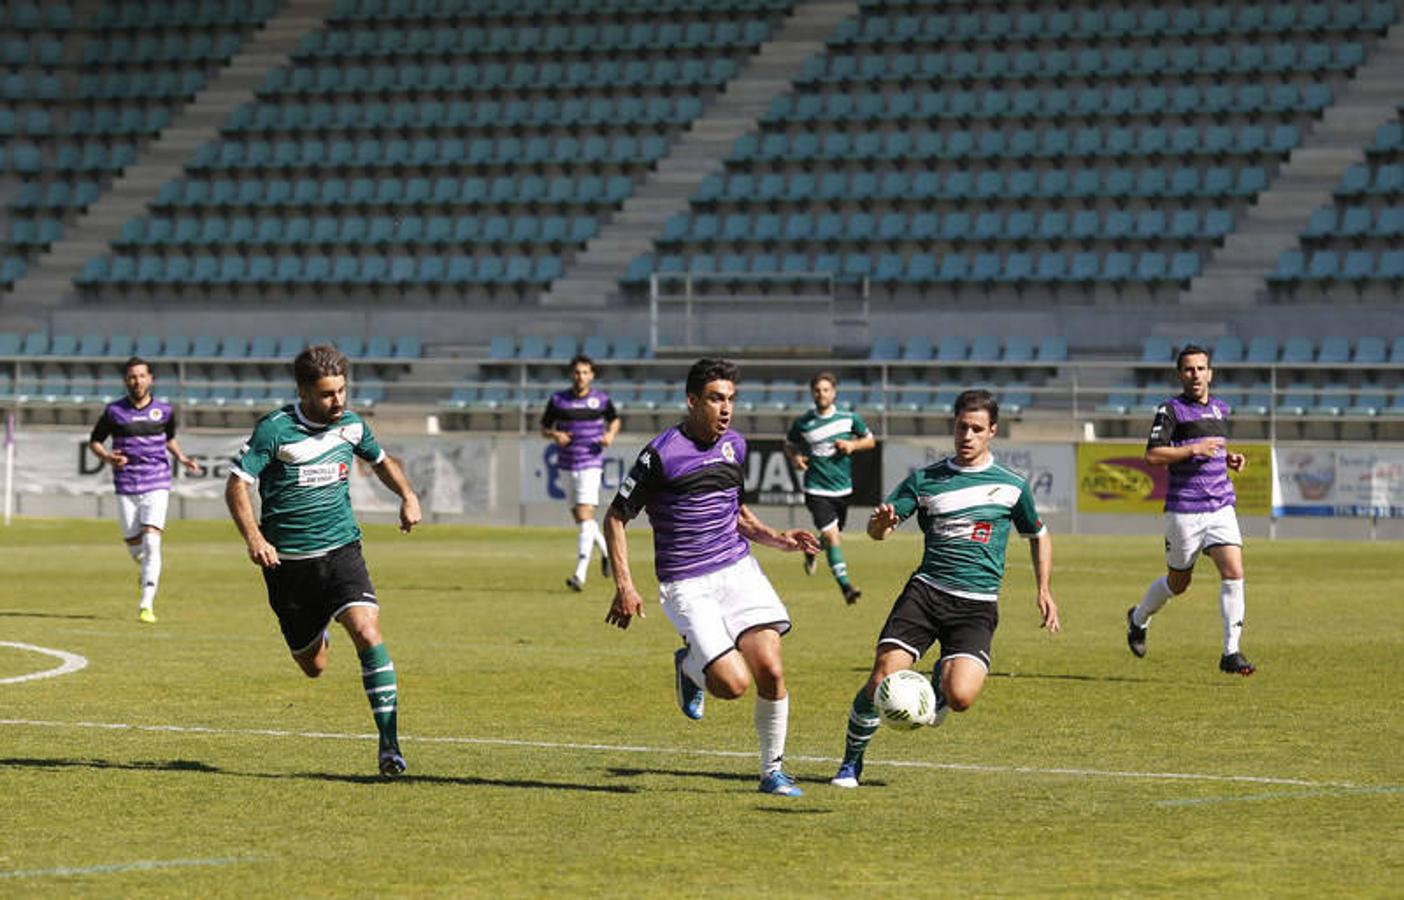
[883,441,1074,512]
[1272,446,1404,518]
[10,430,495,516]
[1077,442,1272,516]
[521,438,645,506]
[741,438,882,506]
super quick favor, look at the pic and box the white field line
[0,642,88,685]
[0,717,1370,791]
[0,857,258,880]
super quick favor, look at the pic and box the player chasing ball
[225,345,422,778]
[89,356,200,623]
[604,358,821,797]
[1126,344,1255,676]
[831,390,1059,788]
[784,371,875,605]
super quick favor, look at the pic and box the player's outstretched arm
[1029,534,1059,633]
[738,504,821,554]
[372,454,421,533]
[224,474,279,568]
[603,508,645,629]
[867,503,901,540]
[166,437,200,474]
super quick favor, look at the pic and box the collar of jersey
[292,402,336,431]
[946,454,994,473]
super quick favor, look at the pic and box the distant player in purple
[88,357,199,623]
[1127,344,1255,675]
[603,358,820,797]
[540,353,620,591]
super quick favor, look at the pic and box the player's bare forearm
[603,509,644,628]
[601,418,621,446]
[783,444,808,471]
[737,504,820,554]
[167,438,200,473]
[224,475,279,567]
[837,434,877,455]
[1029,534,1059,633]
[1146,438,1224,467]
[373,455,421,532]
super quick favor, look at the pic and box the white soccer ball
[874,669,937,730]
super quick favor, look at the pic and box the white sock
[1133,575,1175,627]
[573,521,592,582]
[126,541,143,563]
[1220,579,1245,654]
[139,532,162,609]
[591,519,607,555]
[680,645,707,690]
[755,696,790,778]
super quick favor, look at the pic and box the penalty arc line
[0,717,1371,791]
[0,642,89,685]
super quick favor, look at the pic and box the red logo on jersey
[970,522,993,543]
[338,462,349,481]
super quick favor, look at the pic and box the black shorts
[262,541,378,654]
[804,493,849,533]
[876,577,999,670]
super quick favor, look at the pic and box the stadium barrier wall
[5,428,1402,540]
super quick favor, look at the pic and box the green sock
[842,687,880,765]
[826,544,851,588]
[358,643,399,751]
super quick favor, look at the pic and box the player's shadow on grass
[988,671,1168,685]
[607,766,881,790]
[0,757,634,794]
[0,610,99,620]
[297,771,635,793]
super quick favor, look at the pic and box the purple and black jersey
[541,388,617,471]
[1146,394,1236,513]
[611,424,751,582]
[90,397,177,495]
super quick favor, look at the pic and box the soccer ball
[874,669,937,730]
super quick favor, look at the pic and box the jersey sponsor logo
[297,461,349,487]
[970,521,993,543]
[619,475,636,498]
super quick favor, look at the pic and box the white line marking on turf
[1154,786,1404,808]
[0,642,88,685]
[0,717,1372,791]
[0,857,258,880]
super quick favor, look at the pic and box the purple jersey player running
[88,356,199,623]
[540,353,620,591]
[603,358,821,797]
[1126,344,1255,675]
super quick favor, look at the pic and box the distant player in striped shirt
[225,345,422,778]
[1126,344,1255,676]
[540,353,620,592]
[830,389,1059,788]
[88,356,200,624]
[785,371,875,604]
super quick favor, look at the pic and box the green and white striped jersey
[231,404,385,557]
[888,455,1045,602]
[786,408,871,497]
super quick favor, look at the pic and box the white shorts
[660,555,791,672]
[117,489,170,539]
[1164,506,1241,571]
[565,467,602,507]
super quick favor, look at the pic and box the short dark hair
[685,358,739,396]
[568,353,595,372]
[810,370,837,390]
[953,388,999,425]
[123,356,151,376]
[293,344,348,388]
[1176,343,1212,369]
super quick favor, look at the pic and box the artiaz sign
[741,439,882,506]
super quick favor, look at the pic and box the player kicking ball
[604,358,821,797]
[225,345,422,778]
[831,390,1058,788]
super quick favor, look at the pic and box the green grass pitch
[2,518,1401,896]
